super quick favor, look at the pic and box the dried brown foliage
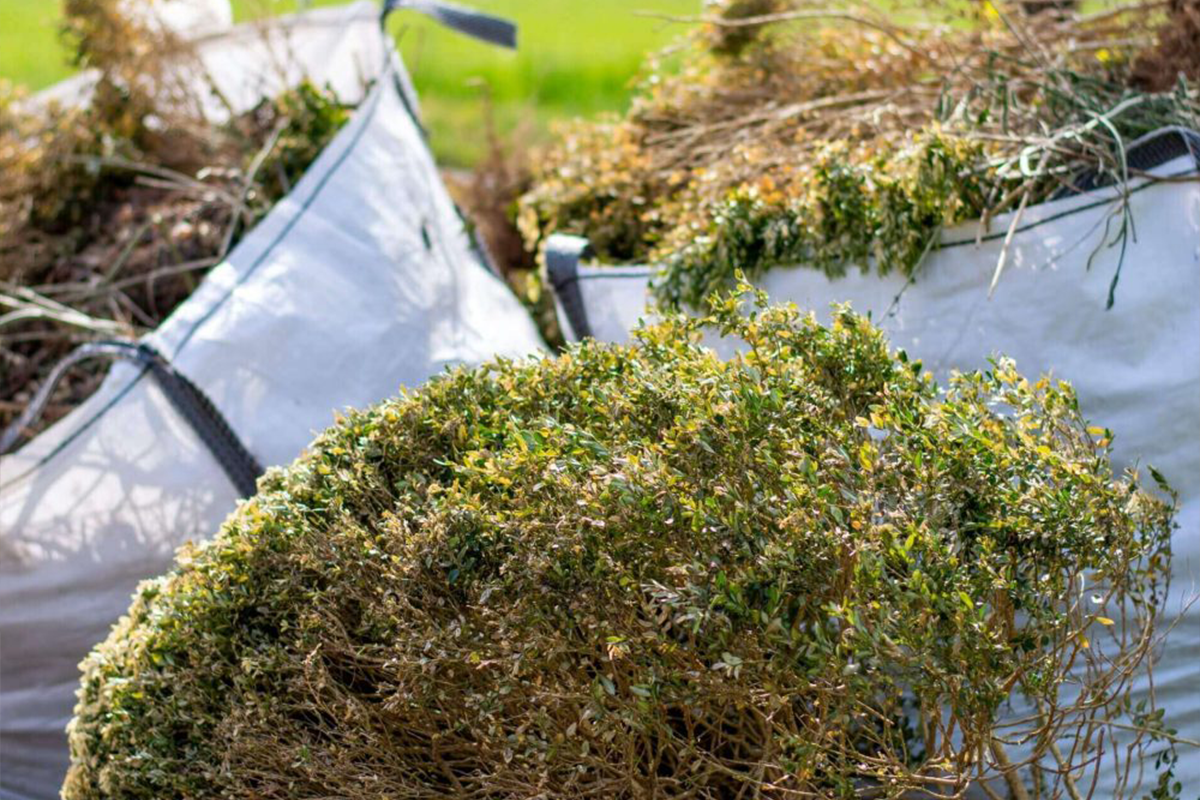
[444,85,563,345]
[518,1,1199,308]
[1132,0,1200,91]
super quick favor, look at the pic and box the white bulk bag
[546,128,1200,791]
[121,0,235,39]
[0,6,544,799]
[32,2,384,118]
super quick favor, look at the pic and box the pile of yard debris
[517,0,1200,308]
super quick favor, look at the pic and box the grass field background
[0,0,698,165]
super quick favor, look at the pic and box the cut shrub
[65,290,1177,799]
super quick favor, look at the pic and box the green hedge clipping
[65,289,1178,799]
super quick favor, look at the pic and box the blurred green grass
[386,0,697,165]
[0,0,70,90]
[0,0,699,166]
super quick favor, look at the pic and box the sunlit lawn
[0,0,700,166]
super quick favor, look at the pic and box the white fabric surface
[32,2,382,117]
[556,151,1200,794]
[0,7,545,799]
[121,0,234,38]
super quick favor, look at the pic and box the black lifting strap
[544,234,595,341]
[0,340,263,498]
[380,0,517,49]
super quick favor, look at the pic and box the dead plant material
[1132,0,1200,92]
[444,83,563,345]
[445,84,537,281]
[519,0,1199,309]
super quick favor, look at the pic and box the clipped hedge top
[67,291,1176,799]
